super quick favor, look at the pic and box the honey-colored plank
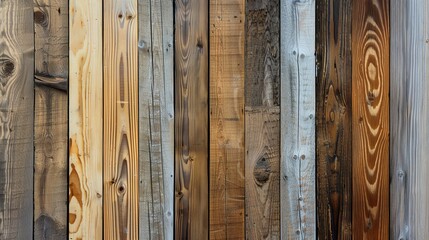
[315,0,352,238]
[69,0,103,238]
[210,0,245,239]
[0,1,34,239]
[103,0,139,239]
[138,0,174,238]
[351,0,389,238]
[245,108,280,239]
[280,0,316,238]
[175,0,209,238]
[34,0,68,238]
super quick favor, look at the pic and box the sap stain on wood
[0,1,34,239]
[351,0,389,238]
[315,0,352,239]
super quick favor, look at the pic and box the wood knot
[253,156,271,184]
[117,184,126,194]
[34,10,48,27]
[196,38,203,50]
[0,57,15,79]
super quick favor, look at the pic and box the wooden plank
[34,0,68,238]
[138,0,174,238]
[103,0,139,239]
[0,1,34,239]
[245,108,280,239]
[315,0,352,238]
[351,0,389,238]
[244,0,280,238]
[280,0,316,238]
[175,0,208,238]
[390,0,429,239]
[69,0,103,238]
[209,0,245,239]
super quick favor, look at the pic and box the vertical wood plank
[69,0,103,238]
[103,0,139,239]
[315,0,352,239]
[280,0,316,238]
[175,0,209,238]
[210,0,246,238]
[351,0,389,238]
[245,0,280,238]
[0,1,34,239]
[138,0,174,238]
[390,0,429,239]
[34,0,68,238]
[245,108,280,239]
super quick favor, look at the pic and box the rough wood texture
[315,0,352,239]
[245,108,280,239]
[390,1,429,239]
[69,0,103,238]
[138,0,174,239]
[0,1,34,239]
[280,0,316,238]
[175,0,209,238]
[351,0,389,238]
[245,0,280,238]
[210,0,245,239]
[34,0,68,239]
[103,0,139,239]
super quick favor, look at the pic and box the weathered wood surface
[280,0,316,238]
[390,0,429,239]
[351,0,389,238]
[175,0,209,238]
[245,0,280,238]
[34,0,68,239]
[138,0,174,239]
[0,1,34,239]
[69,0,103,238]
[104,0,139,239]
[315,0,352,239]
[245,108,280,239]
[210,0,245,239]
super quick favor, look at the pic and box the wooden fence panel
[0,1,34,239]
[210,0,246,238]
[175,0,209,238]
[138,0,174,238]
[69,0,103,238]
[34,0,68,238]
[351,0,389,238]
[245,0,280,238]
[391,0,429,239]
[315,0,352,239]
[280,0,316,238]
[103,0,139,239]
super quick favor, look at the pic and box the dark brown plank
[175,0,209,238]
[315,0,352,239]
[33,0,68,238]
[0,1,34,239]
[351,0,390,238]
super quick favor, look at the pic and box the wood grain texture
[245,108,280,239]
[315,0,352,239]
[69,0,103,238]
[210,0,245,239]
[390,1,429,239]
[0,1,34,239]
[138,0,174,239]
[175,0,209,238]
[103,0,139,239]
[351,0,389,238]
[280,0,316,238]
[34,0,68,239]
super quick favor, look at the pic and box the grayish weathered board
[280,0,316,238]
[391,0,429,239]
[0,0,34,239]
[138,0,174,238]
